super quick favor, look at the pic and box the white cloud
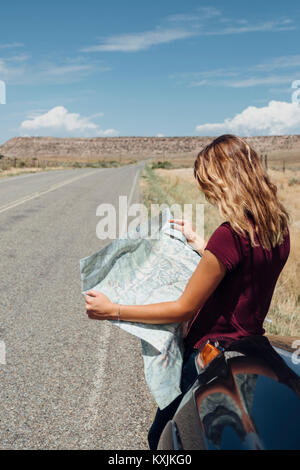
[41,64,94,76]
[0,53,109,84]
[20,106,118,137]
[81,9,295,54]
[0,42,24,49]
[202,20,296,36]
[195,101,300,136]
[81,29,195,53]
[0,57,27,82]
[167,7,221,23]
[229,75,295,88]
[5,53,31,63]
[189,79,209,87]
[252,55,300,72]
[171,54,300,89]
[167,10,294,36]
[156,133,165,137]
[37,57,111,79]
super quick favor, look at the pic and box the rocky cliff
[1,135,300,160]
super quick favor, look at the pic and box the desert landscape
[1,0,299,451]
[1,135,300,173]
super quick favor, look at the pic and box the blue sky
[0,0,300,143]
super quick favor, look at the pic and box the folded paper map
[80,209,201,409]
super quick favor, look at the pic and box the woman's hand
[169,219,207,255]
[85,290,118,320]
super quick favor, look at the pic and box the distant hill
[1,135,300,162]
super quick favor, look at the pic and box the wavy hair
[194,134,289,250]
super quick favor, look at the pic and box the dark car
[158,335,300,450]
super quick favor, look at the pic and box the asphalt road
[0,165,155,449]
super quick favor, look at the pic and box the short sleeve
[205,223,242,272]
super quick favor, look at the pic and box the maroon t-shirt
[184,221,290,350]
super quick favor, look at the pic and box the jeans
[147,347,199,450]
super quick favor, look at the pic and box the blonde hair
[194,134,289,250]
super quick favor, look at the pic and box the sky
[0,0,300,143]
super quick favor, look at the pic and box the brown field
[0,156,136,177]
[140,165,300,337]
[0,166,69,178]
[150,147,300,170]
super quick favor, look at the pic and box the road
[0,165,155,449]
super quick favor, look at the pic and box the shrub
[151,161,173,170]
[288,178,300,186]
[86,160,120,168]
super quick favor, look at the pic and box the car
[157,335,300,450]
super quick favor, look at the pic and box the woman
[85,134,290,449]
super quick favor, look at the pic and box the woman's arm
[85,250,226,324]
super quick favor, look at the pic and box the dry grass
[149,147,300,171]
[266,169,300,336]
[0,157,136,177]
[140,165,300,337]
[0,166,67,178]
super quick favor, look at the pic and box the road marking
[82,168,140,448]
[119,168,140,237]
[81,322,111,448]
[0,170,102,215]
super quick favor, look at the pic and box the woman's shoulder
[208,221,240,242]
[214,217,254,244]
[205,222,244,272]
[209,221,243,243]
